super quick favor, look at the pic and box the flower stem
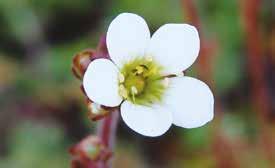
[96,110,120,168]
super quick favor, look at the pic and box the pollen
[119,57,166,105]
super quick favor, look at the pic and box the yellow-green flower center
[118,57,166,105]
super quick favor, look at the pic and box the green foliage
[43,39,93,83]
[108,0,182,29]
[0,121,69,168]
[199,0,244,94]
[221,108,259,142]
[181,125,212,151]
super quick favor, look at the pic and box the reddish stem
[181,0,215,84]
[240,0,274,161]
[96,110,120,168]
[97,110,119,149]
[180,1,239,167]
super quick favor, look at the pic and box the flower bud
[72,49,95,79]
[70,135,112,167]
[86,99,116,121]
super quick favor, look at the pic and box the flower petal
[165,77,214,128]
[146,24,200,74]
[121,101,172,137]
[83,59,122,107]
[107,13,150,67]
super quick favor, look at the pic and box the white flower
[83,13,214,137]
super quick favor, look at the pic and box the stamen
[135,65,145,75]
[139,64,149,70]
[118,73,125,83]
[119,85,128,98]
[119,57,166,105]
[131,86,139,103]
[176,71,184,77]
[146,56,153,62]
[163,77,170,88]
[131,86,138,95]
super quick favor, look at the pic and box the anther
[131,86,138,103]
[135,66,145,75]
[131,86,138,95]
[119,85,128,98]
[118,73,125,83]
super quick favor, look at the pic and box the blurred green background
[0,0,274,167]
